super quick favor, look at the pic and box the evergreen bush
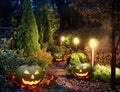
[15,0,40,53]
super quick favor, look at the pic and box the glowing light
[75,72,88,77]
[89,38,98,67]
[22,78,41,85]
[60,36,65,46]
[73,37,80,52]
[73,37,80,45]
[89,39,98,48]
[61,36,65,42]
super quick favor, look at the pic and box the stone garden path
[46,56,120,92]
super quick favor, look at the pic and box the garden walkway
[46,56,120,92]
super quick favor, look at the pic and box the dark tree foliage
[68,0,110,27]
[50,0,84,29]
[0,0,22,27]
[34,0,60,53]
[35,4,54,46]
[11,0,23,27]
[0,0,12,26]
[15,0,40,53]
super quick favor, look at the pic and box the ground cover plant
[0,48,53,71]
[92,64,120,82]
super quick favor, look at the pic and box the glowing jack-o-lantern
[73,63,92,79]
[15,65,44,86]
[53,53,64,62]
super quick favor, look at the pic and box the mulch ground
[46,59,120,92]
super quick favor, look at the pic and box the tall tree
[11,0,23,27]
[110,0,120,90]
[15,0,40,53]
[35,2,60,48]
[50,0,83,29]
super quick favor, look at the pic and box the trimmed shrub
[66,52,87,73]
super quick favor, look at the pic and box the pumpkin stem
[28,59,38,66]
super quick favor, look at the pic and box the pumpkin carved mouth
[74,72,88,77]
[22,78,41,85]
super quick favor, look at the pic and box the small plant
[0,47,53,74]
[31,48,53,70]
[92,64,120,82]
[47,43,61,54]
[0,49,25,72]
[0,37,13,49]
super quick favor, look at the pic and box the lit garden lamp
[73,37,80,52]
[60,36,65,46]
[89,38,98,67]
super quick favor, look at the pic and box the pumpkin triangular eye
[24,70,30,74]
[76,66,79,69]
[83,66,87,69]
[35,70,39,75]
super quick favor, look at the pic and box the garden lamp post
[89,38,98,67]
[73,37,80,52]
[60,36,65,46]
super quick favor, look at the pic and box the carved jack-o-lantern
[15,65,44,86]
[73,63,92,79]
[53,53,64,62]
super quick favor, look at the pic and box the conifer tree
[35,4,60,47]
[15,0,40,53]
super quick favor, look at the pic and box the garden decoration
[66,52,92,79]
[72,63,92,79]
[53,52,64,62]
[15,65,44,86]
